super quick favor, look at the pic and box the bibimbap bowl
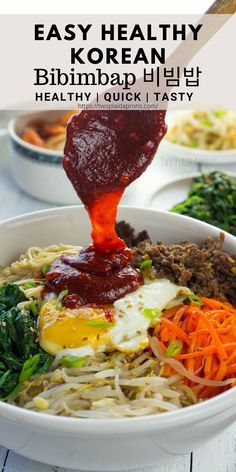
[0,205,236,471]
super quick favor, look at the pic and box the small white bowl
[8,111,79,205]
[159,110,236,165]
[0,206,236,470]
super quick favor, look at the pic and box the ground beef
[116,221,236,305]
[115,221,150,248]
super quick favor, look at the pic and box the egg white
[110,278,190,351]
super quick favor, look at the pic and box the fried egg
[39,279,190,356]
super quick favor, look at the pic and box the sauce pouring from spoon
[46,110,167,304]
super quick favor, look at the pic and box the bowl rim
[0,205,236,435]
[8,117,63,157]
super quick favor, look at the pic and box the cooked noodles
[0,244,81,284]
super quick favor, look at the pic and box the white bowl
[0,206,236,471]
[8,111,79,205]
[159,111,236,165]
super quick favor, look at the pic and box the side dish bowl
[8,111,79,205]
[0,206,236,471]
[159,111,236,164]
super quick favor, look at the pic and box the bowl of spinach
[171,172,236,236]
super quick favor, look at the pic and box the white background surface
[0,0,236,470]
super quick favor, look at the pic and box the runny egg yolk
[39,301,113,356]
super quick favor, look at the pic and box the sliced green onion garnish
[42,264,50,276]
[140,259,153,270]
[59,356,85,368]
[143,307,162,319]
[30,300,39,317]
[19,354,40,384]
[23,280,44,288]
[166,340,183,357]
[189,141,198,148]
[188,294,203,306]
[55,290,69,310]
[85,320,114,328]
[200,118,212,127]
[213,109,226,118]
[58,290,69,300]
[24,282,36,288]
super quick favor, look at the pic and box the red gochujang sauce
[46,110,167,305]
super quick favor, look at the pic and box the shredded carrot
[215,361,227,381]
[160,326,170,343]
[199,311,227,360]
[226,363,236,375]
[176,346,216,359]
[162,305,182,319]
[154,296,236,399]
[204,355,213,378]
[161,318,191,345]
[172,306,187,324]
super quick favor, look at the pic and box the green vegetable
[24,282,35,288]
[55,290,69,310]
[58,355,85,368]
[85,320,114,328]
[0,283,52,400]
[140,259,153,270]
[18,352,52,383]
[19,354,41,384]
[188,294,203,306]
[189,141,198,148]
[4,352,52,401]
[30,300,39,317]
[23,281,44,289]
[213,109,226,118]
[171,172,236,236]
[143,308,162,319]
[166,340,183,357]
[0,371,18,399]
[42,264,50,276]
[200,118,212,127]
[0,370,12,388]
[0,284,26,314]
